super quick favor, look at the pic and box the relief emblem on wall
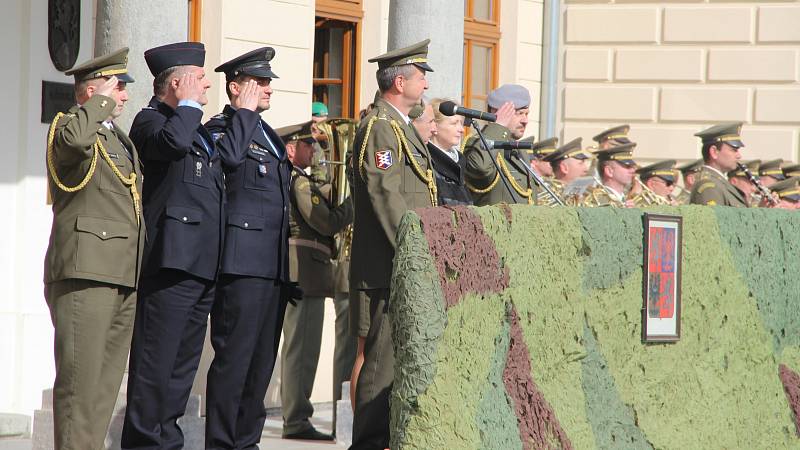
[48,0,80,72]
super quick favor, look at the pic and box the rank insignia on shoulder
[697,182,715,194]
[211,132,226,142]
[311,195,320,205]
[375,149,393,170]
[706,200,716,205]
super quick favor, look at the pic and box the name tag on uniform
[107,152,119,160]
[249,145,268,156]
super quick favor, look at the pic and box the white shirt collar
[385,101,411,125]
[102,120,114,130]
[703,164,727,179]
[605,185,625,202]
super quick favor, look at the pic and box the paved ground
[0,404,347,450]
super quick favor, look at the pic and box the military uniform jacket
[350,98,436,289]
[45,95,145,288]
[427,142,472,206]
[205,104,291,281]
[582,184,626,208]
[132,97,227,281]
[289,168,353,297]
[689,166,747,207]
[463,122,536,206]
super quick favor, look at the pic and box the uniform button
[182,217,188,222]
[102,231,107,236]
[244,222,249,228]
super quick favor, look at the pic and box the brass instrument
[629,177,671,206]
[316,118,359,258]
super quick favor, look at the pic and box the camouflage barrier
[388,205,800,450]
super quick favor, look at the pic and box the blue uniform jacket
[131,97,260,281]
[205,105,291,282]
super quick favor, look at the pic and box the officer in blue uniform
[203,47,296,450]
[121,42,261,450]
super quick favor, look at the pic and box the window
[314,1,363,118]
[188,0,201,41]
[463,0,500,111]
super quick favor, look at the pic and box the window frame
[314,1,363,119]
[463,0,501,110]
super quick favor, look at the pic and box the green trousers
[281,295,357,434]
[45,278,136,450]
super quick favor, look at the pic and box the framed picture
[642,213,682,343]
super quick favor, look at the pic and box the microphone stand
[467,118,516,201]
[467,118,564,206]
[512,150,565,206]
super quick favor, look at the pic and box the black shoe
[282,427,334,441]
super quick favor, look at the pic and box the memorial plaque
[642,213,683,343]
[41,81,75,124]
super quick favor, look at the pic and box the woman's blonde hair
[430,98,457,123]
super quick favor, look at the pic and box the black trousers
[205,275,286,450]
[121,269,215,450]
[350,288,393,450]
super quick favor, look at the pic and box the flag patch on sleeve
[375,150,393,170]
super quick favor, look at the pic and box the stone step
[39,389,201,416]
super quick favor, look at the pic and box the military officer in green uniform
[583,143,638,207]
[349,39,435,450]
[529,137,558,178]
[676,159,703,204]
[758,159,785,188]
[44,48,144,450]
[464,84,536,206]
[279,122,353,441]
[689,123,747,207]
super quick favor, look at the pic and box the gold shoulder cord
[357,115,379,180]
[47,112,141,225]
[389,120,437,207]
[496,153,533,204]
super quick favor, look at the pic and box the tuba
[315,118,359,258]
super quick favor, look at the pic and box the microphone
[438,101,497,122]
[484,139,534,150]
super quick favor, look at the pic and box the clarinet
[737,162,778,206]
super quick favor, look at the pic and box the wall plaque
[41,81,74,124]
[48,0,80,71]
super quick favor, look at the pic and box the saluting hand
[95,76,119,98]
[174,72,205,103]
[231,79,260,112]
[494,101,516,129]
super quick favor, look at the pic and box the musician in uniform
[276,122,353,440]
[539,137,589,206]
[201,47,295,449]
[689,123,747,207]
[757,159,785,188]
[582,143,638,207]
[728,160,761,207]
[783,164,800,179]
[767,177,800,210]
[529,137,557,178]
[632,160,679,206]
[676,159,703,204]
[593,124,632,150]
[349,39,436,450]
[463,84,537,206]
[44,48,144,450]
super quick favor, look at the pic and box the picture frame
[642,213,682,343]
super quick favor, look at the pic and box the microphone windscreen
[438,101,458,116]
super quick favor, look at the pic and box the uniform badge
[211,132,225,142]
[195,161,203,177]
[311,195,320,205]
[259,164,268,176]
[375,150,393,170]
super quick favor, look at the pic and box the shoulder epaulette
[697,182,716,194]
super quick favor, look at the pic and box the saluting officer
[202,47,294,450]
[278,122,354,441]
[463,84,536,206]
[44,48,143,450]
[122,42,256,450]
[349,39,435,450]
[689,123,747,207]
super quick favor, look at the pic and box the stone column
[387,0,464,101]
[94,0,188,130]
